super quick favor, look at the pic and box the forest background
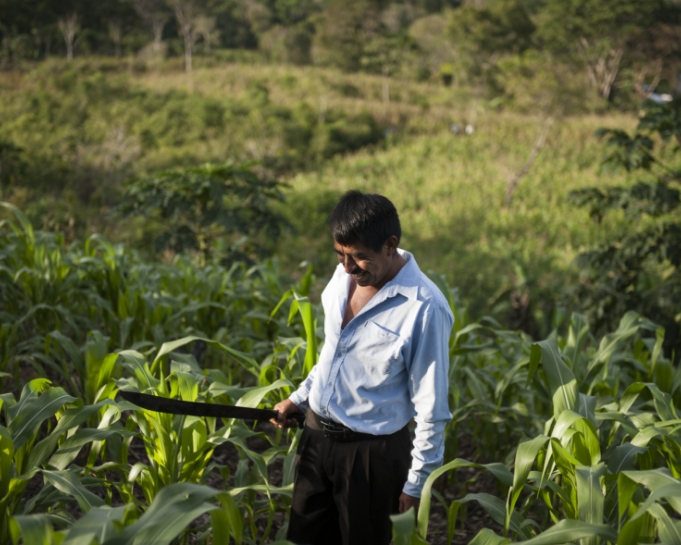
[1,0,681,353]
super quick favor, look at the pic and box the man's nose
[342,255,356,274]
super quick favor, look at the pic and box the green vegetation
[1,206,680,544]
[2,0,681,542]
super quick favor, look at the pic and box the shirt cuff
[402,478,424,499]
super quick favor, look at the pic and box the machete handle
[275,410,306,429]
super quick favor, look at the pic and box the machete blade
[119,390,305,427]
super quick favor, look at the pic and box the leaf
[629,483,681,521]
[565,313,590,374]
[212,492,243,545]
[648,503,681,545]
[513,519,617,545]
[607,444,646,475]
[27,401,114,471]
[468,528,511,545]
[236,379,295,408]
[0,426,15,500]
[620,469,681,518]
[575,464,605,545]
[63,506,128,545]
[43,469,105,513]
[417,458,513,538]
[9,387,76,449]
[9,514,51,545]
[508,435,550,533]
[49,427,129,470]
[102,483,219,545]
[535,339,578,417]
[391,508,416,545]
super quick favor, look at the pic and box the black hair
[329,190,401,252]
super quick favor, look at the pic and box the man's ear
[384,236,399,256]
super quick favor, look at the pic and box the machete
[119,390,305,428]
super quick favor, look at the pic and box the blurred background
[1,0,680,356]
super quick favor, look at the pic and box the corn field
[1,202,680,545]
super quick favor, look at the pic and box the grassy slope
[134,63,639,317]
[284,116,640,318]
[1,59,639,320]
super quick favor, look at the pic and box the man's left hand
[399,492,420,513]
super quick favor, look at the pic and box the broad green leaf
[236,379,294,408]
[536,339,578,417]
[9,514,51,545]
[629,483,681,521]
[607,444,646,475]
[565,313,590,374]
[28,401,114,470]
[514,519,617,545]
[43,469,105,513]
[618,511,654,545]
[102,483,218,545]
[9,387,76,449]
[49,427,128,470]
[213,492,243,545]
[458,493,529,538]
[508,435,550,533]
[417,458,513,538]
[391,508,416,545]
[648,503,681,545]
[0,426,14,499]
[589,311,643,370]
[575,464,605,545]
[63,506,128,545]
[469,528,511,545]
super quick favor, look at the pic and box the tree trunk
[109,21,122,58]
[58,14,79,62]
[183,28,192,72]
[152,16,165,54]
[576,37,624,102]
[168,0,197,73]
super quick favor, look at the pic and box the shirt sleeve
[403,303,453,498]
[288,360,319,412]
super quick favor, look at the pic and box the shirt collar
[333,248,421,313]
[380,248,420,301]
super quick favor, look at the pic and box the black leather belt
[310,410,379,443]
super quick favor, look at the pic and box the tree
[312,0,383,72]
[57,12,79,61]
[535,0,664,102]
[167,0,201,72]
[119,161,290,266]
[132,0,169,57]
[108,19,122,57]
[568,100,681,357]
[447,0,535,80]
[194,14,218,52]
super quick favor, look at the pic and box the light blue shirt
[289,249,453,497]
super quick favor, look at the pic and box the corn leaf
[514,519,617,545]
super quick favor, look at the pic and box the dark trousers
[287,413,412,545]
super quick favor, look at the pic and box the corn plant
[394,310,681,545]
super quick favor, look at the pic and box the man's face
[333,238,396,289]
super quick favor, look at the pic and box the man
[273,190,453,545]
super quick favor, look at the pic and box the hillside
[0,59,641,325]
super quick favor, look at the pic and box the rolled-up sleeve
[403,303,453,498]
[289,365,317,412]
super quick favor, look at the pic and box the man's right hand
[272,399,304,429]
